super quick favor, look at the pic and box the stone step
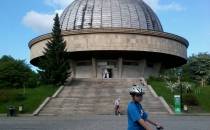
[40,79,169,115]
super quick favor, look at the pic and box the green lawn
[147,80,174,108]
[195,86,210,112]
[0,85,58,114]
[148,79,210,113]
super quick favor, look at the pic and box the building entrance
[97,60,117,79]
[102,68,113,79]
[107,68,112,78]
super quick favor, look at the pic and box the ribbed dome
[60,0,163,32]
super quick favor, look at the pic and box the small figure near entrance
[103,68,110,79]
[114,97,121,116]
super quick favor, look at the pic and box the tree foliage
[38,14,70,85]
[188,53,210,86]
[0,55,38,88]
[160,53,210,86]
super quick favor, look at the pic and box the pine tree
[38,14,70,85]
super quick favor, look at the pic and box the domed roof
[60,0,163,32]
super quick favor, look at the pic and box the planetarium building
[29,0,189,79]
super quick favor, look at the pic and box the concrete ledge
[0,114,7,117]
[52,86,64,98]
[33,97,51,116]
[159,96,174,115]
[147,85,158,98]
[16,114,33,117]
[33,85,65,116]
[0,113,33,117]
[29,29,189,48]
[147,84,174,115]
[174,113,210,116]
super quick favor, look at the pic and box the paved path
[0,115,210,130]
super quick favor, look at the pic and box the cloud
[54,9,64,15]
[23,9,64,33]
[44,0,74,8]
[22,0,73,34]
[23,11,54,33]
[144,0,184,11]
[23,0,184,33]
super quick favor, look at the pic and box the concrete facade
[28,0,189,79]
[68,59,160,79]
[29,30,187,60]
[28,29,188,79]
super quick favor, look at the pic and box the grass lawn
[195,85,210,112]
[147,80,174,108]
[148,79,210,113]
[0,85,58,114]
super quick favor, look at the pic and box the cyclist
[127,85,164,130]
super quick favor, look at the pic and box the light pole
[177,68,183,110]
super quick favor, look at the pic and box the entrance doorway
[102,68,113,79]
[107,68,112,78]
[97,60,117,79]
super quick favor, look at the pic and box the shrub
[183,93,199,106]
[166,81,192,94]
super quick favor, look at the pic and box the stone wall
[69,59,160,79]
[75,65,92,78]
[29,31,187,78]
[122,65,141,78]
[30,33,187,61]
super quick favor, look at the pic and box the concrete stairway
[39,79,169,116]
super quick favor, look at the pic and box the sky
[0,0,210,64]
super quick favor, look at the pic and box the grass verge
[148,79,210,113]
[0,85,58,114]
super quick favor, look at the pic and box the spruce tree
[38,14,70,85]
